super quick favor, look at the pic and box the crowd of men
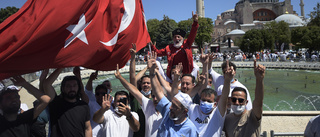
[0,11,318,137]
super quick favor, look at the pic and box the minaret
[300,0,305,18]
[196,0,205,17]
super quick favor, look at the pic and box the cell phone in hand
[119,97,127,106]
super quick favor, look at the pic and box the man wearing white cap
[148,52,198,137]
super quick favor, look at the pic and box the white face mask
[231,105,246,115]
[114,107,121,115]
[173,40,183,48]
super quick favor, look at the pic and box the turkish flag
[0,0,150,80]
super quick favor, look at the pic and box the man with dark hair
[208,56,252,110]
[151,12,199,79]
[93,90,140,137]
[223,60,265,137]
[84,70,109,137]
[0,76,51,137]
[102,80,112,93]
[43,69,92,137]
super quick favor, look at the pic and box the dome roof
[223,9,234,13]
[275,14,304,27]
[226,29,245,35]
[224,20,237,25]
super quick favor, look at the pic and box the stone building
[207,0,306,52]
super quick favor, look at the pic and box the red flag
[0,0,150,80]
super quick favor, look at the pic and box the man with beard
[0,76,51,137]
[151,12,199,80]
[148,52,198,137]
[43,69,92,137]
[223,60,265,137]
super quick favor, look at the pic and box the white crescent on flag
[100,0,136,46]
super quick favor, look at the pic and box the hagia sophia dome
[275,13,305,27]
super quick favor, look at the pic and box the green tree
[261,29,275,51]
[291,26,320,53]
[147,19,160,42]
[193,17,214,51]
[291,26,309,47]
[264,21,291,50]
[308,2,320,27]
[155,15,177,49]
[239,29,264,53]
[0,6,19,23]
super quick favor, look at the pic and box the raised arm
[73,67,89,103]
[218,60,234,117]
[93,94,111,124]
[170,63,182,99]
[85,71,98,91]
[155,68,172,93]
[11,76,50,119]
[150,41,167,57]
[135,66,148,85]
[129,43,137,86]
[148,52,164,101]
[252,60,265,119]
[43,68,63,102]
[190,50,209,97]
[39,69,49,92]
[185,11,199,47]
[115,64,143,105]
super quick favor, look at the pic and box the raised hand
[224,60,235,81]
[174,63,183,78]
[130,43,137,57]
[114,64,121,79]
[197,73,207,85]
[101,94,111,111]
[200,48,209,64]
[254,60,265,80]
[208,52,217,62]
[10,76,27,87]
[147,51,157,71]
[118,102,131,117]
[89,70,98,81]
[192,11,198,22]
[73,66,81,78]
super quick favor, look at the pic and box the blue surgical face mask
[230,78,235,83]
[141,90,151,97]
[200,100,215,114]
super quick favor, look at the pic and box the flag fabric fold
[0,0,150,80]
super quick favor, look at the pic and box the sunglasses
[231,97,245,103]
[95,92,107,96]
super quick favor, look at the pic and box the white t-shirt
[101,109,139,137]
[188,104,225,137]
[209,68,252,110]
[141,96,163,137]
[85,89,104,137]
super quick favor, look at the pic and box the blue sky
[1,0,319,22]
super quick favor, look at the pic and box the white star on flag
[64,14,91,48]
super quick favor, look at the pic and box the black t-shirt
[48,96,90,137]
[0,109,34,137]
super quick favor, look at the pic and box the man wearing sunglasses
[223,60,266,137]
